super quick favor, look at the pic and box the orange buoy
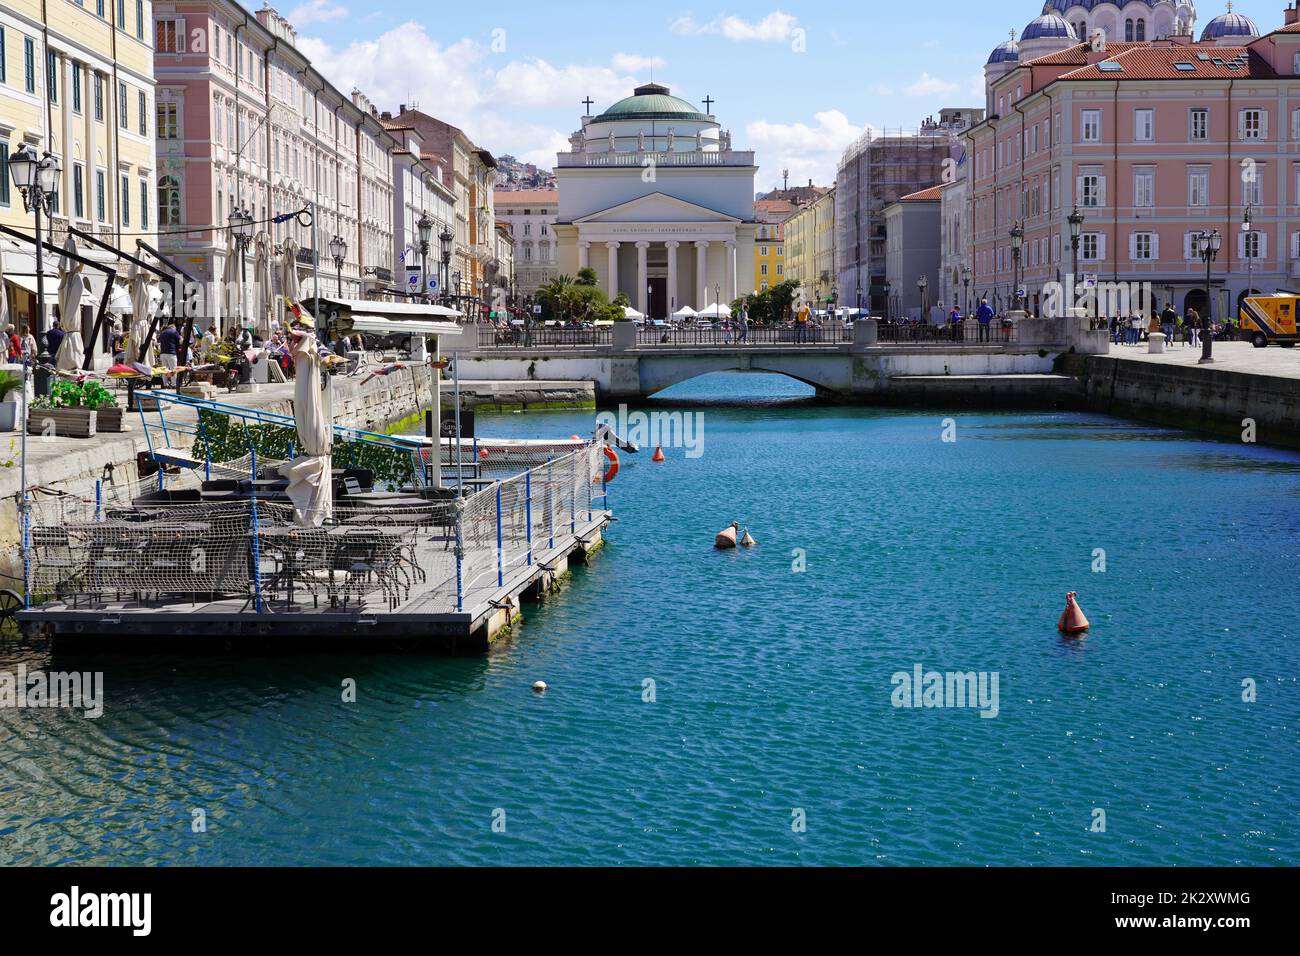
[1057,591,1090,636]
[479,448,489,460]
[652,446,665,462]
[715,521,739,549]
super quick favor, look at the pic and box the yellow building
[784,188,835,304]
[1,0,157,332]
[752,197,793,293]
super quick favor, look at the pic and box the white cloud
[611,53,667,74]
[489,59,633,110]
[287,1,349,26]
[904,73,961,97]
[745,109,868,187]
[672,10,799,43]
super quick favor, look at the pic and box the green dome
[598,83,710,123]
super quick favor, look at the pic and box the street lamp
[1242,204,1254,317]
[417,211,434,300]
[228,206,254,329]
[329,234,347,298]
[439,225,453,304]
[1067,205,1084,284]
[1009,222,1024,311]
[1196,228,1222,364]
[647,283,653,321]
[883,279,892,321]
[961,264,972,319]
[917,274,929,321]
[9,145,63,396]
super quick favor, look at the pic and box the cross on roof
[703,94,714,113]
[582,96,594,116]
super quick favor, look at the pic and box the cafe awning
[349,316,463,336]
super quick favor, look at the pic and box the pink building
[152,1,398,323]
[967,6,1300,321]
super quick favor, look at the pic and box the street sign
[426,276,439,292]
[532,304,542,315]
[406,272,420,290]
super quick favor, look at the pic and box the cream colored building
[553,83,757,318]
[784,187,835,305]
[1,0,157,329]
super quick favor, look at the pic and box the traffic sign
[426,276,439,292]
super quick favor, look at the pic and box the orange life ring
[601,446,619,484]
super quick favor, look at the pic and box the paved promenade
[1105,341,1300,381]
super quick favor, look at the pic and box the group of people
[4,322,41,363]
[1108,305,1233,347]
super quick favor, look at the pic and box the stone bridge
[454,318,1109,402]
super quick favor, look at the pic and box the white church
[553,83,758,319]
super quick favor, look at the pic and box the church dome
[1200,10,1258,40]
[1022,13,1074,40]
[597,84,711,123]
[987,40,1021,64]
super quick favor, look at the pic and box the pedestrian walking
[158,319,181,385]
[975,298,994,343]
[1185,308,1200,349]
[1160,303,1177,344]
[738,303,749,343]
[44,318,64,360]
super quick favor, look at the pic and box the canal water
[2,372,1297,866]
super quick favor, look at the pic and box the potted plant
[0,370,22,432]
[28,380,97,438]
[81,380,123,431]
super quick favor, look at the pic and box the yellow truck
[1240,292,1300,348]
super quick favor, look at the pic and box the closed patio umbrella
[220,231,241,334]
[124,263,153,369]
[55,237,86,371]
[253,232,273,339]
[280,330,333,526]
[0,242,10,334]
[279,237,301,331]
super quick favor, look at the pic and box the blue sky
[289,0,1282,190]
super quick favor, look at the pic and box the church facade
[553,84,758,318]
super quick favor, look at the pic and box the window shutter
[1097,233,1107,260]
[1151,233,1160,261]
[1076,176,1085,204]
[1237,231,1246,260]
[1261,111,1270,139]
[1128,233,1137,260]
[1293,232,1300,259]
[1097,178,1106,206]
[1259,232,1268,259]
[1238,110,1246,140]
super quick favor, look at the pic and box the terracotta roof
[1024,41,1146,66]
[493,188,558,205]
[1059,44,1276,80]
[899,185,943,202]
[1274,20,1300,33]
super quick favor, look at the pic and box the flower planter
[28,407,96,439]
[92,406,126,432]
[0,400,17,432]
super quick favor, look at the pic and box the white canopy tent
[621,305,645,320]
[697,302,733,318]
[672,305,697,319]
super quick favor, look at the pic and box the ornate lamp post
[1197,228,1222,364]
[9,145,63,397]
[417,211,433,300]
[438,225,453,305]
[1009,221,1024,311]
[917,274,929,321]
[961,264,972,318]
[329,234,347,298]
[1067,206,1084,283]
[228,206,254,328]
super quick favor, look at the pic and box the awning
[311,296,464,318]
[349,316,464,336]
[3,273,59,295]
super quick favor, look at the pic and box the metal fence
[877,321,1017,345]
[476,322,851,349]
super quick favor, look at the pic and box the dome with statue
[1200,7,1260,41]
[575,83,724,154]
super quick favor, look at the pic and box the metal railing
[478,326,614,348]
[877,321,1017,345]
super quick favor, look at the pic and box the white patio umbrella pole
[454,353,462,491]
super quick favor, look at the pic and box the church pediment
[573,193,741,225]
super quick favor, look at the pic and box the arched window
[1125,19,1134,42]
[1076,20,1087,40]
[1136,20,1146,41]
[157,176,181,227]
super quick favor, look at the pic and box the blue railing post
[94,479,102,521]
[495,482,504,587]
[455,503,464,612]
[248,447,264,613]
[547,458,554,550]
[198,412,212,481]
[570,452,576,535]
[525,470,532,566]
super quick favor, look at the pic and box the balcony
[556,149,756,169]
[296,247,315,265]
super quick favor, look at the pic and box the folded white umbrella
[55,238,87,371]
[253,232,274,340]
[124,263,153,367]
[280,331,333,527]
[221,230,241,334]
[279,237,301,321]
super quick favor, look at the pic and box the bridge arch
[636,352,852,398]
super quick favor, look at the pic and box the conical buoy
[740,528,756,547]
[715,521,739,549]
[1057,591,1090,636]
[652,446,665,462]
[532,680,547,693]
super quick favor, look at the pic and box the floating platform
[20,510,611,655]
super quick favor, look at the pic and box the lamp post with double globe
[8,145,62,397]
[961,264,972,319]
[1009,222,1024,312]
[1197,228,1222,364]
[329,234,347,298]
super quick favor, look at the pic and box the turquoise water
[2,372,1298,866]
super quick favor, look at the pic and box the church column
[695,240,709,307]
[666,241,680,314]
[605,241,620,299]
[578,241,590,270]
[725,240,737,302]
[636,241,650,316]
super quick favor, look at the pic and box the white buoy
[532,680,548,693]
